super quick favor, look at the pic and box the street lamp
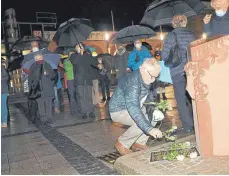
[105,33,110,53]
[160,33,164,41]
[105,33,110,41]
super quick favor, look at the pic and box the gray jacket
[1,66,9,94]
[109,70,153,134]
[161,28,196,77]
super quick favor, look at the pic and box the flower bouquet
[150,142,199,162]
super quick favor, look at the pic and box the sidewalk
[114,135,229,175]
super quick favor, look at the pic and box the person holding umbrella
[203,0,229,36]
[127,39,152,72]
[70,44,99,119]
[27,54,57,125]
[161,15,196,133]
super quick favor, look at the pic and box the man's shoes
[89,112,95,119]
[131,143,149,151]
[1,123,7,128]
[115,140,133,155]
[55,108,60,114]
[82,114,87,119]
[44,119,53,125]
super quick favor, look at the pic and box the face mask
[215,10,226,17]
[76,48,81,53]
[32,47,39,52]
[135,43,142,49]
[98,60,102,64]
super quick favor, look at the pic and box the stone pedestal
[185,35,229,156]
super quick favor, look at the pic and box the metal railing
[1,21,57,40]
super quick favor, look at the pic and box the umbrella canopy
[125,42,152,51]
[53,18,94,47]
[55,46,74,55]
[7,55,24,72]
[140,0,206,28]
[112,25,156,44]
[22,49,61,70]
[10,36,49,52]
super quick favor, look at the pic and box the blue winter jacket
[161,28,196,77]
[109,70,153,134]
[127,46,152,71]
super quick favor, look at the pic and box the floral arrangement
[163,126,178,142]
[150,141,199,162]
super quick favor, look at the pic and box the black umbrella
[112,25,156,44]
[55,46,74,55]
[53,18,94,47]
[140,0,206,28]
[7,55,24,72]
[10,36,49,52]
[125,42,152,51]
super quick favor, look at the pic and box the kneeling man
[109,58,163,155]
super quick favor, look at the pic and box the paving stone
[8,150,35,163]
[9,158,43,175]
[1,154,8,165]
[1,164,10,174]
[42,164,79,175]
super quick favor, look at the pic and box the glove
[149,128,163,138]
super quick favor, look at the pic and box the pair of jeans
[172,74,194,131]
[54,87,60,109]
[1,93,8,124]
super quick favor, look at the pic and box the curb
[114,135,195,175]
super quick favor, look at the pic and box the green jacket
[63,58,74,80]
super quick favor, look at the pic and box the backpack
[164,32,183,68]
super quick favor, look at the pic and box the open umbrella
[125,42,152,51]
[10,36,48,52]
[140,0,206,28]
[113,25,156,44]
[7,55,24,72]
[55,46,74,55]
[22,49,61,70]
[53,18,94,47]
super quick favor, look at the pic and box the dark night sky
[2,0,151,32]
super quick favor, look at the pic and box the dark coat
[204,8,229,36]
[1,65,9,94]
[114,49,129,80]
[161,28,196,77]
[28,62,57,99]
[70,52,99,86]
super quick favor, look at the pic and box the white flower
[185,142,191,147]
[176,155,185,161]
[190,152,198,159]
[153,110,164,121]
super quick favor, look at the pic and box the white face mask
[98,60,102,64]
[215,10,226,17]
[76,48,81,54]
[135,43,142,49]
[32,47,39,52]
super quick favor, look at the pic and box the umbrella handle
[69,24,81,47]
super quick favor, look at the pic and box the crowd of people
[1,0,229,156]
